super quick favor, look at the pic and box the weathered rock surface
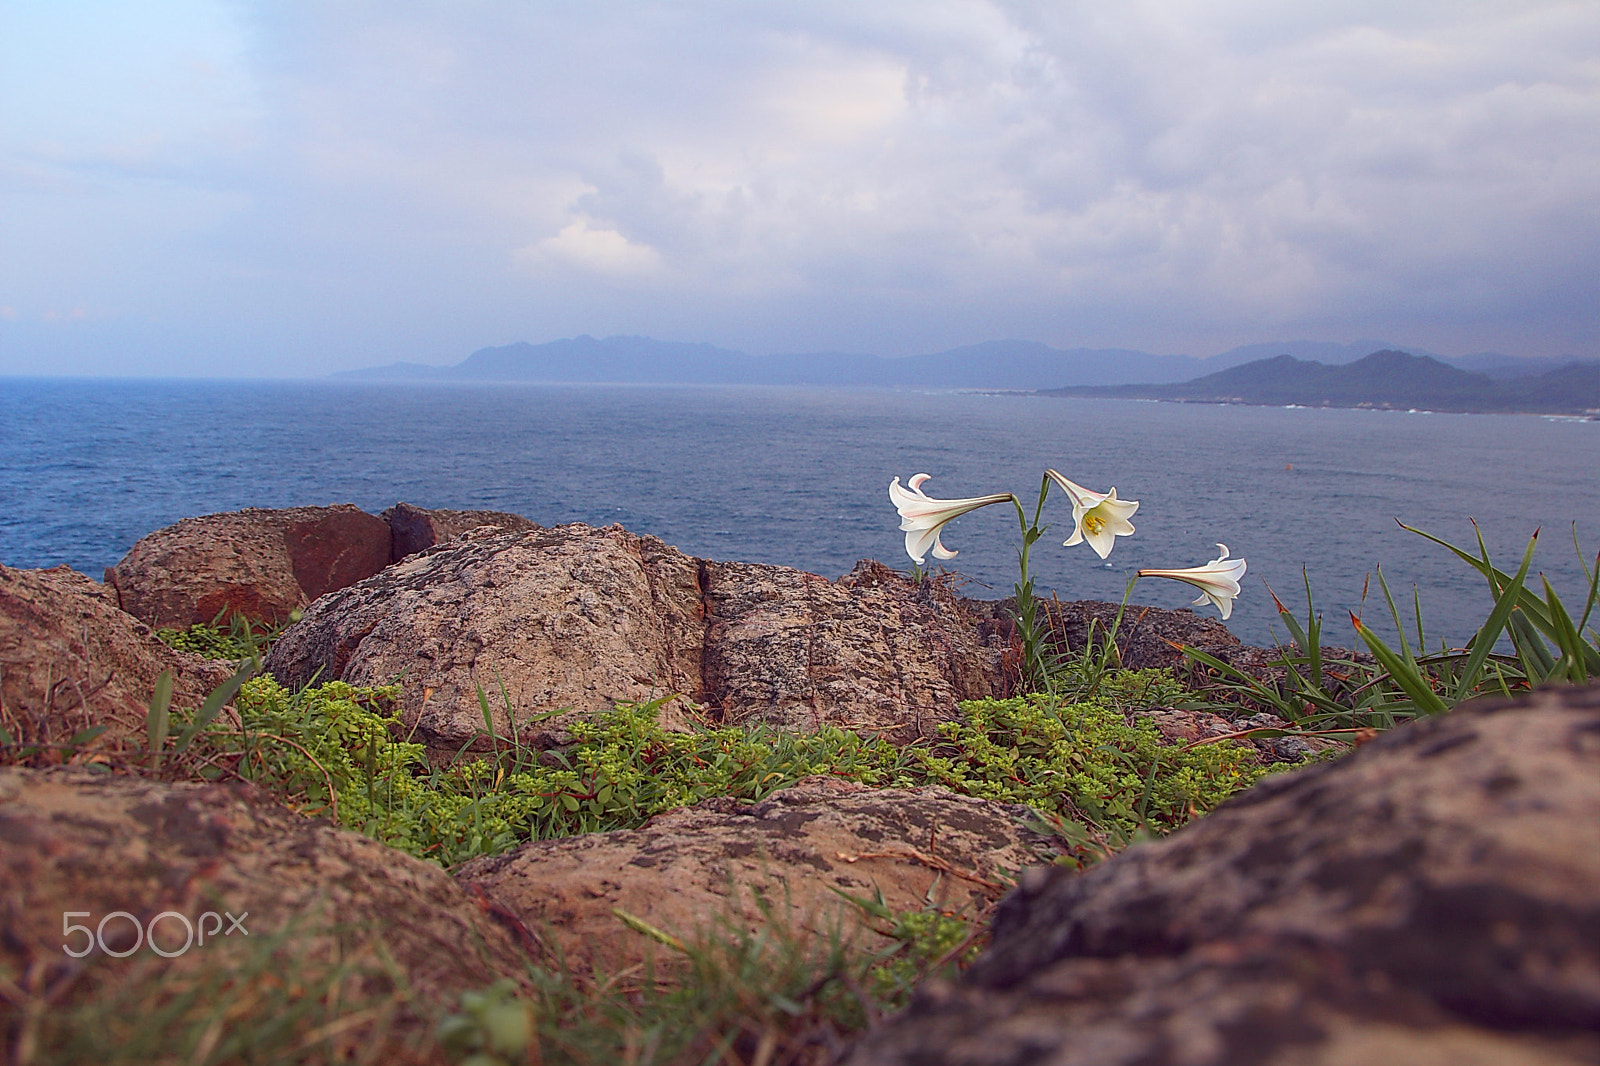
[105,504,392,627]
[379,501,539,560]
[702,559,1009,736]
[456,776,1058,976]
[264,524,709,751]
[0,767,533,1015]
[846,684,1600,1066]
[0,564,232,757]
[263,529,1011,751]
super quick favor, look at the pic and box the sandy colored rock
[456,776,1058,976]
[264,524,708,752]
[0,767,533,1017]
[0,564,233,758]
[379,501,539,560]
[846,684,1600,1066]
[105,504,392,628]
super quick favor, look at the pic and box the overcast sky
[1,1,1595,377]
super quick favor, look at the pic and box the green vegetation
[143,671,1259,871]
[1179,523,1598,736]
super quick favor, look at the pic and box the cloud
[517,219,664,278]
[0,0,1594,375]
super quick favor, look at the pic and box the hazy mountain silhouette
[333,334,1582,394]
[1042,350,1600,414]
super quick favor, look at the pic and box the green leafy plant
[1175,523,1598,733]
[154,608,296,666]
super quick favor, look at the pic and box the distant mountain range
[333,334,1592,391]
[1042,350,1600,415]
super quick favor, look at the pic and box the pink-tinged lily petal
[1045,469,1139,559]
[889,474,1014,565]
[1138,544,1247,619]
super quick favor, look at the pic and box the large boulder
[263,527,1011,752]
[0,564,232,758]
[105,504,393,628]
[0,767,534,1022]
[379,501,539,560]
[455,776,1058,976]
[264,524,709,751]
[845,684,1600,1066]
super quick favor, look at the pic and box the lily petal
[1046,469,1139,559]
[1137,544,1247,619]
[889,474,1014,565]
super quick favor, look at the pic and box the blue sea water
[0,377,1594,649]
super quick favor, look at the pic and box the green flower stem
[1011,474,1054,691]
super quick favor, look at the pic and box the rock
[845,684,1600,1066]
[379,502,539,561]
[263,529,1010,753]
[702,559,1008,738]
[0,564,233,759]
[264,524,709,752]
[105,505,392,628]
[455,776,1058,976]
[0,767,533,1023]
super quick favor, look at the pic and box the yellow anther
[1083,513,1106,534]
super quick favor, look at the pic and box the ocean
[1,377,1594,649]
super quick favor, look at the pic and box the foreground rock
[264,528,1010,751]
[456,776,1057,976]
[105,504,393,627]
[0,767,533,1019]
[0,565,232,758]
[846,684,1600,1066]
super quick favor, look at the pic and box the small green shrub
[907,692,1263,841]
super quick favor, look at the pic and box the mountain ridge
[333,334,1590,390]
[1040,350,1599,415]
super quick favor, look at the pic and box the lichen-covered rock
[105,504,392,627]
[455,776,1058,976]
[379,501,539,560]
[702,559,1008,739]
[0,767,533,1016]
[263,530,1012,753]
[0,564,232,757]
[845,685,1600,1066]
[264,524,709,752]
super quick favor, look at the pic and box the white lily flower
[1044,469,1139,559]
[889,474,1014,565]
[1138,544,1248,619]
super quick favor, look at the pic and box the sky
[1,1,1595,378]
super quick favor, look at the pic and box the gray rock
[846,684,1600,1066]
